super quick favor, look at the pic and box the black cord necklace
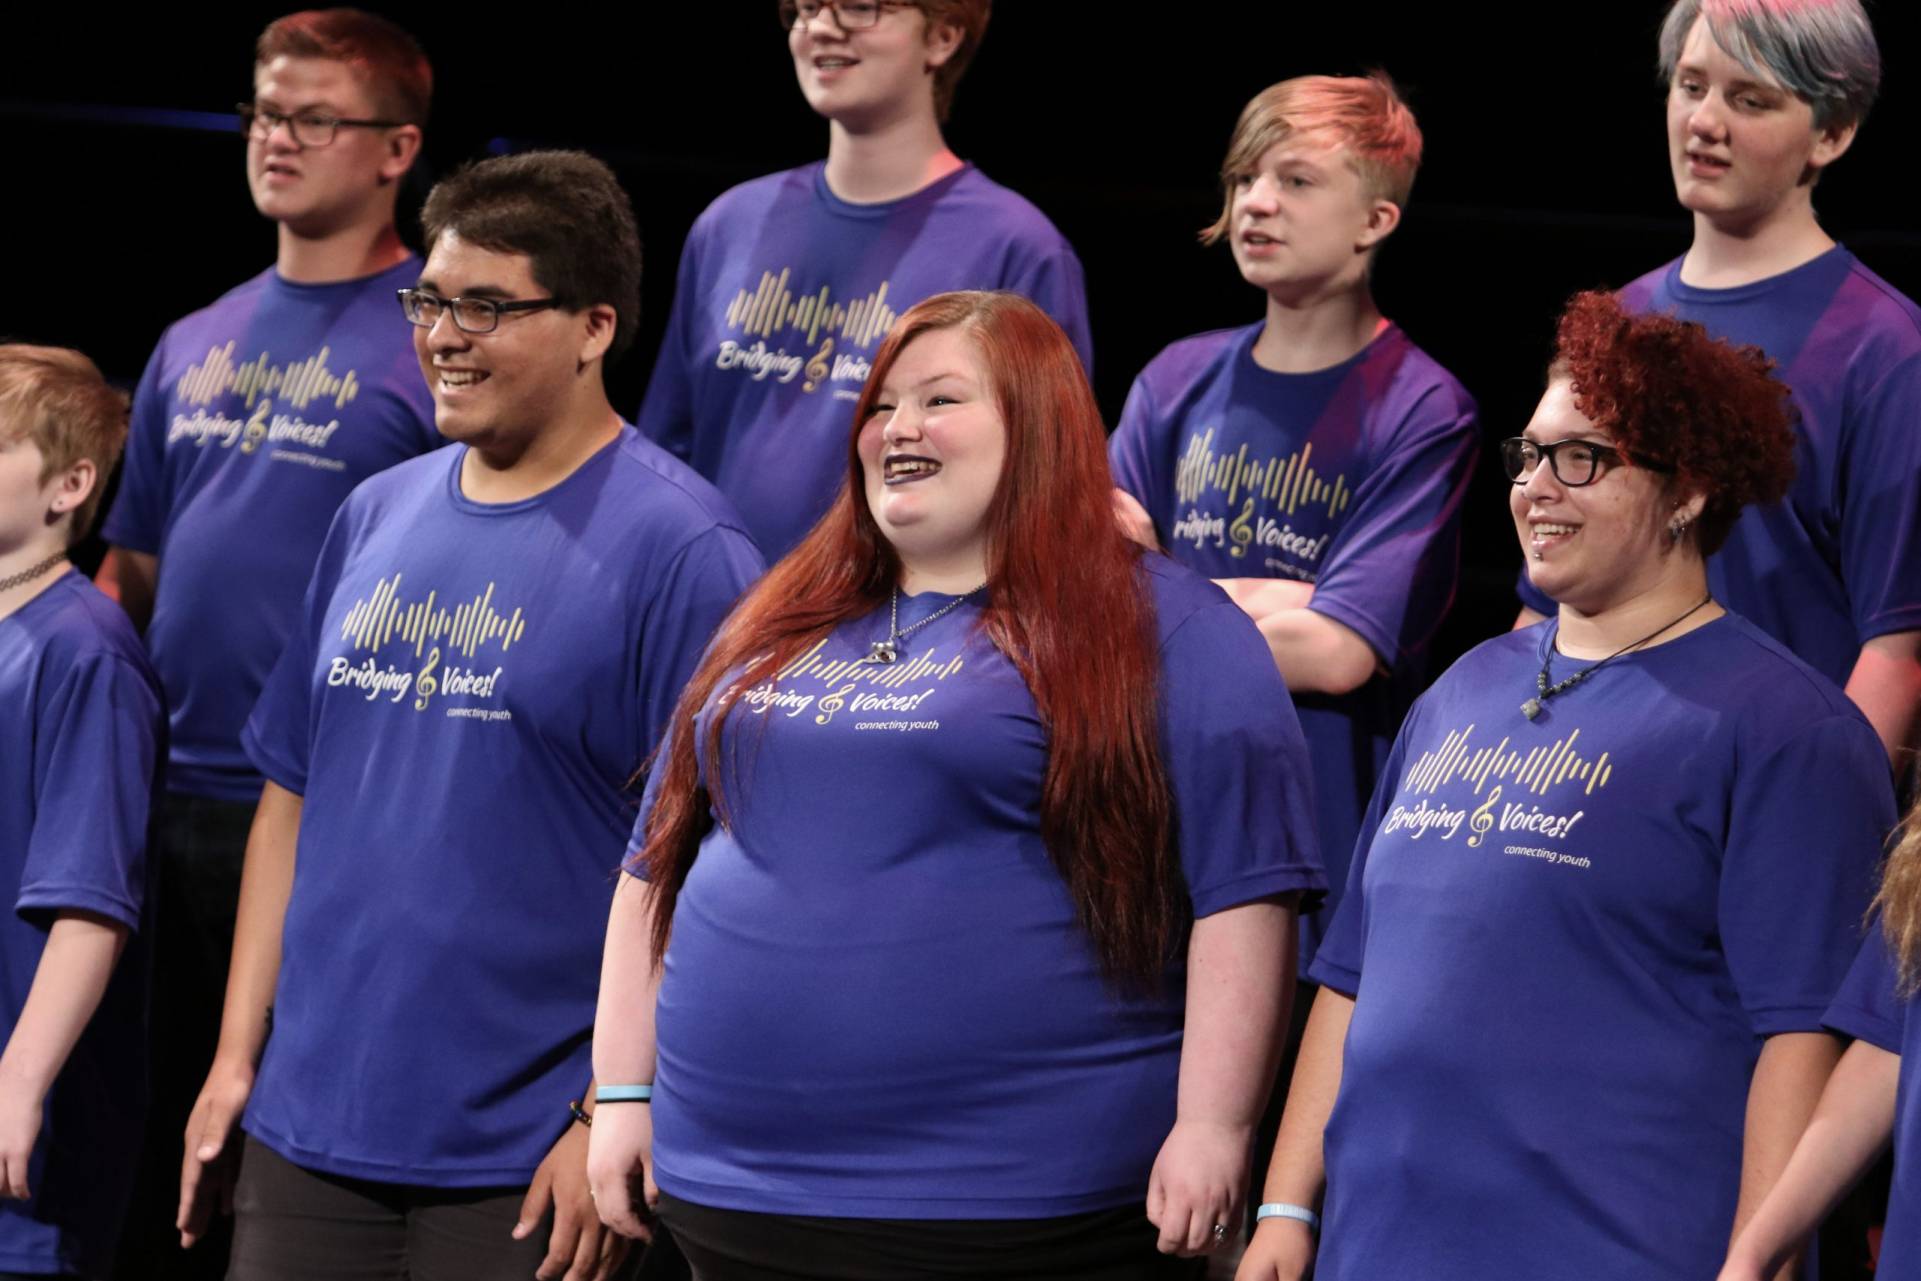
[0,551,67,594]
[1522,593,1714,721]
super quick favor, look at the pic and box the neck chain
[1522,593,1713,721]
[865,583,985,665]
[0,551,67,594]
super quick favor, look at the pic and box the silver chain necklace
[0,551,67,594]
[864,583,986,665]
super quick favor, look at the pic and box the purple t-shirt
[1108,322,1477,970]
[103,260,442,802]
[1517,247,1921,688]
[1307,613,1893,1280]
[639,556,1324,1217]
[0,572,162,1276]
[240,429,761,1184]
[639,162,1093,560]
[1824,930,1921,1276]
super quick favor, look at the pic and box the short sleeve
[17,653,162,930]
[239,503,360,795]
[1720,712,1896,1035]
[1840,352,1921,641]
[1305,726,1413,996]
[1006,242,1094,379]
[1824,926,1908,1054]
[1308,385,1479,667]
[636,228,705,463]
[1107,373,1167,538]
[99,338,174,555]
[635,526,764,767]
[1159,596,1325,917]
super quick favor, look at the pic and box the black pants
[657,1193,1203,1281]
[114,792,256,1281]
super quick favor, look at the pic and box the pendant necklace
[1522,593,1713,721]
[864,582,986,665]
[0,551,67,594]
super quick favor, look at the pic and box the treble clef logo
[803,338,834,393]
[1229,498,1255,559]
[413,646,441,711]
[1468,785,1500,848]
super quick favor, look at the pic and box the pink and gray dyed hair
[1659,0,1880,130]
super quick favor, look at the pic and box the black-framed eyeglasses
[779,0,914,30]
[1500,437,1673,487]
[237,102,407,148]
[397,288,560,335]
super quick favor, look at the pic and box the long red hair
[637,291,1181,985]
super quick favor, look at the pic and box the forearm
[213,782,303,1071]
[1212,580,1380,694]
[1725,1039,1898,1278]
[94,548,158,632]
[1843,632,1921,765]
[1258,986,1352,1207]
[1176,899,1297,1129]
[591,875,664,1089]
[1732,1032,1845,1263]
[0,913,129,1099]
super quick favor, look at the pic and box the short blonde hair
[0,345,129,541]
[1202,72,1423,245]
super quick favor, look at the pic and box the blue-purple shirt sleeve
[1159,596,1325,916]
[1108,373,1167,540]
[17,654,161,930]
[1308,386,1478,667]
[636,228,704,464]
[636,527,764,764]
[240,505,359,796]
[1005,242,1094,378]
[100,338,173,555]
[1305,727,1409,996]
[1840,351,1921,642]
[1719,713,1893,1034]
[1824,926,1906,1054]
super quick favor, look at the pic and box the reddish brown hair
[1553,290,1795,554]
[637,291,1182,986]
[257,9,432,125]
[0,344,128,541]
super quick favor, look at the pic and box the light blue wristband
[594,1084,653,1103]
[1256,1202,1320,1234]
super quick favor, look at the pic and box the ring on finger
[1210,1222,1228,1246]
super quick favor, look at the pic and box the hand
[1236,1216,1318,1281]
[516,1117,631,1281]
[1112,488,1160,551]
[1146,1117,1250,1257]
[586,1102,657,1241]
[0,1072,44,1199]
[177,1057,253,1247]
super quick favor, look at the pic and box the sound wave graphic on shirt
[1402,724,1613,799]
[176,341,362,412]
[725,268,899,349]
[1175,429,1351,518]
[339,575,529,660]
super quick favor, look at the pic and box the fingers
[565,1210,600,1281]
[513,1167,552,1242]
[1,1150,30,1199]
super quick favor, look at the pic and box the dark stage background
[5,2,1916,669]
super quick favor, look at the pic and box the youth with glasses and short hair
[91,11,445,1277]
[174,150,761,1281]
[1238,292,1896,1281]
[1512,0,1921,771]
[0,345,164,1281]
[636,0,1093,561]
[588,290,1325,1279]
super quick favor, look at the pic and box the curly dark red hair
[1553,290,1795,554]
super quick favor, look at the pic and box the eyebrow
[1673,61,1783,95]
[413,281,516,299]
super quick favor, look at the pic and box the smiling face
[789,2,957,130]
[1229,137,1395,299]
[1511,377,1702,616]
[248,55,413,237]
[1666,16,1850,233]
[858,324,1006,583]
[413,232,605,460]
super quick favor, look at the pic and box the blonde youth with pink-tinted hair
[1202,73,1423,246]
